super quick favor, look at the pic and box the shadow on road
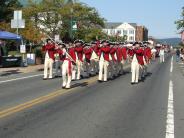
[71,82,89,88]
[138,72,152,83]
[0,69,22,76]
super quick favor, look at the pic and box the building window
[123,30,127,35]
[117,30,121,34]
[110,29,113,35]
[129,36,134,41]
[129,30,134,34]
[110,29,115,35]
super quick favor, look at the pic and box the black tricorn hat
[133,42,139,46]
[91,41,97,45]
[58,42,66,48]
[100,40,109,44]
[84,43,91,46]
[74,39,84,44]
[46,38,51,43]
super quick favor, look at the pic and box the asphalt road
[0,55,184,138]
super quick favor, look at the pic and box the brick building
[135,26,148,42]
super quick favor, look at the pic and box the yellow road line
[0,64,130,119]
[0,77,97,119]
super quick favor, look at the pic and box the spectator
[151,47,157,61]
[176,48,180,62]
[159,46,165,63]
[180,48,184,62]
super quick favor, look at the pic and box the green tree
[23,0,105,41]
[0,0,22,22]
[175,7,184,31]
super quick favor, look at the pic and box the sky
[80,0,184,39]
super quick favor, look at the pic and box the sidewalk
[0,64,44,76]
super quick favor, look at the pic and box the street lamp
[70,8,73,40]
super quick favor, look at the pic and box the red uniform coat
[98,46,111,61]
[83,47,93,62]
[110,47,117,62]
[68,47,76,62]
[75,46,83,62]
[92,44,100,54]
[42,43,55,60]
[116,47,123,62]
[134,48,144,65]
[121,47,127,60]
[145,47,151,59]
[55,49,64,61]
[127,49,134,57]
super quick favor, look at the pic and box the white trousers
[76,60,84,80]
[98,60,109,81]
[160,55,165,63]
[72,65,76,80]
[131,62,140,83]
[44,58,54,79]
[62,60,72,88]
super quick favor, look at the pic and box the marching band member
[139,44,146,80]
[98,40,111,82]
[42,39,56,80]
[117,43,127,75]
[119,43,127,74]
[74,40,84,80]
[113,43,119,77]
[143,42,152,76]
[116,43,123,75]
[67,43,77,81]
[83,43,93,77]
[109,42,117,79]
[55,42,63,77]
[131,42,144,84]
[127,43,134,63]
[90,41,100,75]
[61,43,76,89]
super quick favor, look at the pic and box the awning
[0,31,22,40]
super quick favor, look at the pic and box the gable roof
[104,22,122,29]
[104,22,137,29]
[129,23,137,27]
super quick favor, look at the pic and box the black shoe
[131,82,134,85]
[98,80,103,83]
[43,78,47,80]
[141,77,145,82]
[62,86,66,89]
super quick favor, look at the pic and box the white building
[103,22,137,42]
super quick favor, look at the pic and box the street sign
[20,45,26,53]
[11,19,25,28]
[11,10,25,29]
[55,35,60,42]
[72,21,77,30]
[14,11,22,20]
